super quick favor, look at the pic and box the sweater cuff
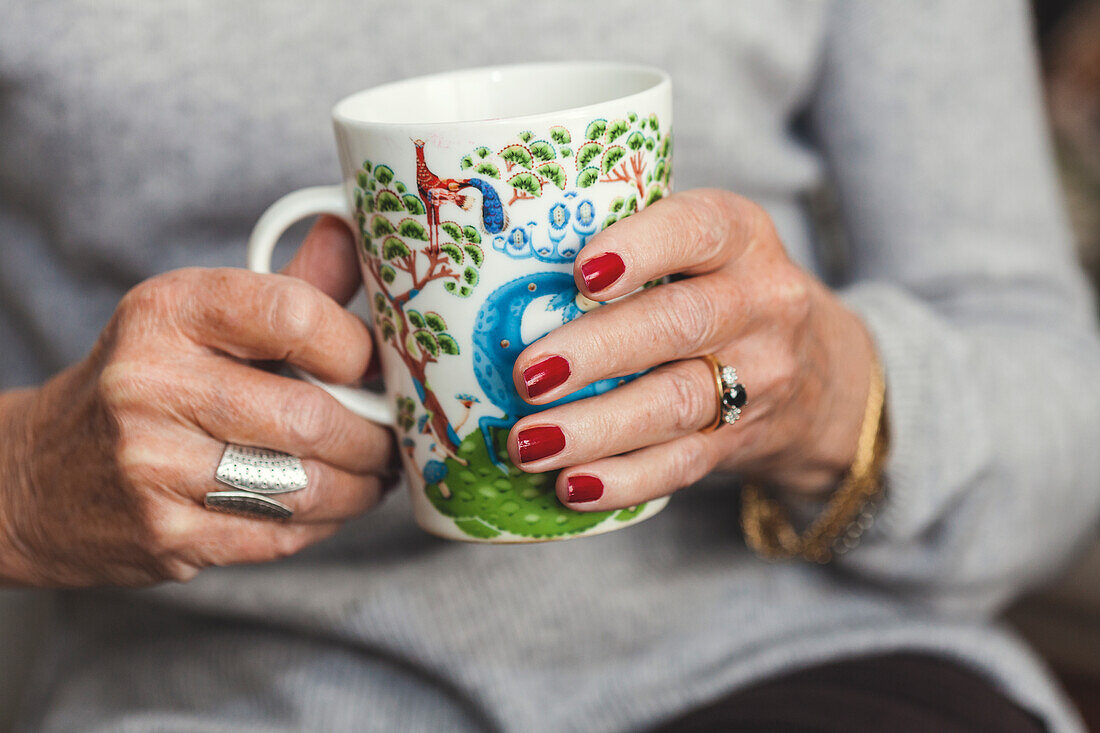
[839,282,991,543]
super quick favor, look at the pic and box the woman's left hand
[506,189,877,509]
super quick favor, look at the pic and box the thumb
[280,215,362,305]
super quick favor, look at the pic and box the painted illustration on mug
[352,112,671,540]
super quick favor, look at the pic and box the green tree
[353,158,484,456]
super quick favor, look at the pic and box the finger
[176,267,373,384]
[554,432,718,512]
[150,498,344,575]
[507,359,720,472]
[130,431,385,525]
[199,443,384,525]
[182,358,394,475]
[281,215,362,305]
[573,189,769,300]
[514,271,752,404]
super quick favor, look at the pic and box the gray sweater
[4,1,1100,731]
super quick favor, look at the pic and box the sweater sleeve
[808,0,1100,615]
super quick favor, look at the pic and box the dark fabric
[653,653,1049,733]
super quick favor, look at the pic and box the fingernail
[517,425,566,463]
[566,474,604,503]
[523,356,570,399]
[580,252,625,293]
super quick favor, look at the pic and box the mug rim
[332,61,670,130]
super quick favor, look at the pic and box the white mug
[249,62,672,542]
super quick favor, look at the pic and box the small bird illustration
[413,139,507,246]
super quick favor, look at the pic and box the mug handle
[248,185,396,427]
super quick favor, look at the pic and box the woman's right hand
[0,217,392,588]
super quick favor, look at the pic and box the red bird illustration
[413,139,507,247]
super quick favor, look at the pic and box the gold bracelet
[740,353,888,563]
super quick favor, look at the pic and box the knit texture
[3,2,1099,731]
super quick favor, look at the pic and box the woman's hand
[0,218,391,587]
[506,190,876,509]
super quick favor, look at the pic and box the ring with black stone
[701,354,747,433]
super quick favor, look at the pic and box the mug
[249,62,672,542]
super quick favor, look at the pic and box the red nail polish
[580,252,625,293]
[517,425,566,463]
[566,475,604,503]
[523,356,570,399]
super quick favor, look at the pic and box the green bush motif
[371,215,395,237]
[414,330,439,357]
[585,119,607,141]
[402,194,426,215]
[508,172,542,198]
[576,142,603,169]
[500,144,533,170]
[425,431,646,539]
[374,165,395,185]
[440,243,463,264]
[376,191,402,212]
[462,226,482,244]
[529,140,556,162]
[382,236,410,259]
[549,125,571,144]
[440,221,463,242]
[475,162,500,179]
[463,243,484,266]
[601,146,626,175]
[577,166,600,188]
[397,218,429,240]
[606,118,630,142]
[396,396,416,432]
[535,162,566,190]
[437,333,460,355]
[423,311,447,332]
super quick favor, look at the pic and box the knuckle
[667,436,712,489]
[97,361,151,409]
[143,504,195,555]
[654,283,722,355]
[661,362,715,433]
[118,269,200,321]
[114,432,161,488]
[774,272,812,322]
[161,559,200,583]
[270,528,311,560]
[764,347,801,402]
[277,387,335,450]
[669,191,732,263]
[267,278,324,347]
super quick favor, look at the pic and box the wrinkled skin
[0,219,393,587]
[503,189,875,510]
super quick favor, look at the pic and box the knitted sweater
[3,2,1099,731]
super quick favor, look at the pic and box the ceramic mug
[249,62,672,542]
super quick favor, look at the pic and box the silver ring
[204,444,308,520]
[214,444,308,494]
[204,491,294,520]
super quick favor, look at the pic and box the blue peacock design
[471,271,636,470]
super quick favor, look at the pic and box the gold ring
[700,354,747,433]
